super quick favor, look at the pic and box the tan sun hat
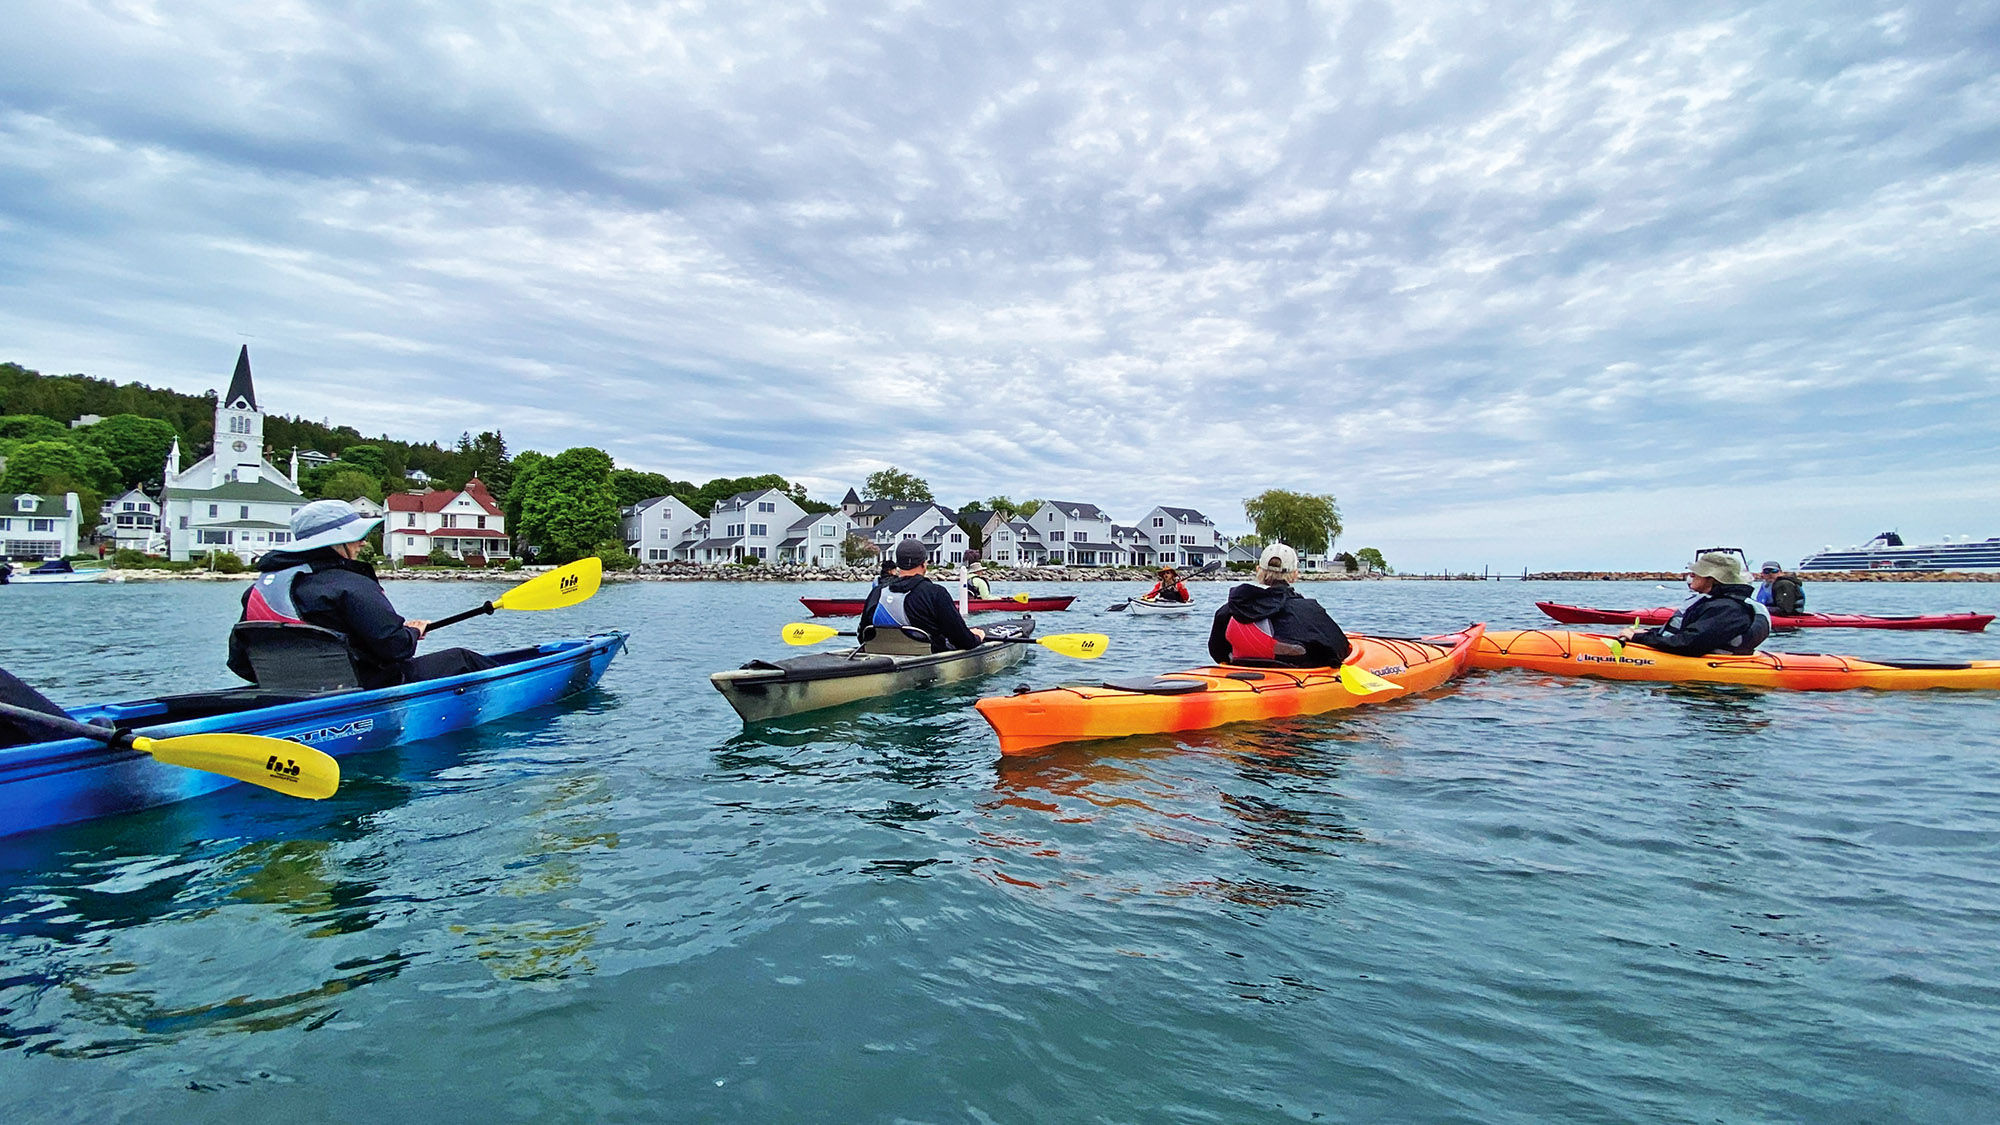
[1689,550,1749,585]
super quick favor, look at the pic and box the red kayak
[1536,600,1993,632]
[800,595,1075,616]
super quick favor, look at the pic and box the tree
[1241,490,1342,555]
[333,443,388,479]
[1235,534,1264,552]
[316,469,384,503]
[516,447,620,563]
[1335,551,1359,573]
[611,468,695,509]
[1,439,119,496]
[0,415,71,443]
[1355,547,1391,575]
[685,473,819,515]
[863,467,933,503]
[503,450,550,527]
[75,414,179,489]
[1014,499,1042,519]
[956,504,989,550]
[842,534,877,566]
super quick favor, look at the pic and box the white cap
[1260,543,1300,573]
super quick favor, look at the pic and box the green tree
[517,447,620,563]
[316,469,384,503]
[685,473,820,515]
[611,468,695,509]
[1014,499,1042,519]
[1,439,119,495]
[503,450,549,528]
[956,504,989,550]
[1242,490,1342,555]
[1235,534,1264,552]
[594,539,640,571]
[0,415,71,443]
[334,443,388,479]
[75,414,179,489]
[863,467,933,502]
[1354,547,1390,574]
[1335,551,1359,573]
[841,534,877,566]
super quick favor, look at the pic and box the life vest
[870,587,913,629]
[1664,592,1770,655]
[242,564,312,625]
[1224,617,1306,662]
[1770,575,1805,615]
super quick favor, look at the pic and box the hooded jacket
[1629,582,1770,656]
[1207,581,1352,667]
[226,547,420,687]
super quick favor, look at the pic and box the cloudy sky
[3,1,1996,570]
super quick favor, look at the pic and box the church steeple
[223,345,257,411]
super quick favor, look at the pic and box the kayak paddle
[1110,561,1219,610]
[780,622,1110,660]
[1335,662,1405,696]
[0,700,339,799]
[425,557,604,632]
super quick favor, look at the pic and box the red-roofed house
[385,478,511,565]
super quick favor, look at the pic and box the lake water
[3,577,1999,1122]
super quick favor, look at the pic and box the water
[3,578,1999,1121]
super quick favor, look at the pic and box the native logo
[295,718,376,744]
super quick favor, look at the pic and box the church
[159,347,308,562]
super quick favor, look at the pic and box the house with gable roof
[385,479,510,564]
[867,502,962,564]
[159,346,310,562]
[778,510,854,566]
[1034,500,1124,566]
[98,488,162,554]
[699,487,808,564]
[2,492,84,560]
[1139,506,1223,568]
[622,495,704,563]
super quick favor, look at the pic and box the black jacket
[1207,581,1352,667]
[227,548,419,688]
[860,574,982,651]
[1629,583,1768,656]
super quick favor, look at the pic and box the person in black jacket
[860,538,986,652]
[226,500,498,689]
[1208,543,1351,667]
[1621,550,1772,656]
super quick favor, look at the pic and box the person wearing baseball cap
[857,537,986,653]
[225,499,498,688]
[1206,543,1352,667]
[1618,549,1772,656]
[1753,560,1807,616]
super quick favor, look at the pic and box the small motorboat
[5,559,110,584]
[713,617,1036,722]
[0,633,628,837]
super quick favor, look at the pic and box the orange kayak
[975,626,1485,755]
[1470,629,2000,691]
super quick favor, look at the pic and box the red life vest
[1224,617,1309,662]
[242,564,312,624]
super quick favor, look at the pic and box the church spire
[224,345,257,410]
[166,437,181,481]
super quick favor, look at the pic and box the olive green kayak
[711,617,1035,722]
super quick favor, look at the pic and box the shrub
[111,548,150,569]
[502,557,524,572]
[209,551,246,574]
[593,540,640,572]
[426,547,468,568]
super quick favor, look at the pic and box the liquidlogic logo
[1580,653,1655,667]
[560,572,580,595]
[295,718,376,744]
[1370,665,1407,676]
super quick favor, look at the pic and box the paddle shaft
[0,699,134,748]
[424,601,495,632]
[1112,560,1219,609]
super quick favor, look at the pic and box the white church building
[159,347,309,562]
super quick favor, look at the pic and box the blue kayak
[0,632,628,837]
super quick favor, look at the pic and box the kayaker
[1619,551,1772,656]
[1144,566,1191,603]
[225,500,499,689]
[1755,561,1807,616]
[1207,543,1352,667]
[860,538,986,652]
[964,562,994,601]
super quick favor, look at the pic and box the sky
[2,1,1996,572]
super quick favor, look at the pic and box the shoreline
[75,565,2000,584]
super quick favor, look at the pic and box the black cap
[894,539,928,567]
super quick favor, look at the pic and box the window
[442,514,457,528]
[240,505,251,520]
[13,498,30,513]
[0,519,9,531]
[950,533,962,543]
[476,516,486,529]
[819,525,835,536]
[757,501,775,513]
[208,504,219,518]
[271,532,290,544]
[999,532,1011,542]
[754,547,767,559]
[1048,530,1063,541]
[29,519,54,532]
[179,516,189,529]
[123,502,137,512]
[1181,535,1195,545]
[660,529,672,539]
[1152,517,1164,527]
[197,529,233,545]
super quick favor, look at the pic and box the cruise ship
[1799,532,2000,572]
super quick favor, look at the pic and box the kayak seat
[230,622,364,692]
[1101,677,1208,695]
[860,626,934,656]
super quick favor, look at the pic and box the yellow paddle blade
[1337,663,1405,696]
[495,557,603,613]
[1036,633,1110,659]
[1010,592,1031,603]
[132,734,340,800]
[782,622,842,645]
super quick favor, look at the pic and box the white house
[778,510,854,566]
[697,488,809,564]
[2,492,83,560]
[1008,520,1050,565]
[346,496,386,519]
[1139,507,1224,568]
[622,495,704,563]
[1035,500,1122,566]
[98,488,162,554]
[159,346,309,562]
[673,519,710,562]
[868,503,963,563]
[385,479,510,564]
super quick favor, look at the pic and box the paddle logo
[560,572,580,596]
[265,754,303,781]
[1080,638,1099,653]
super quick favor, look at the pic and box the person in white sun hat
[225,499,498,688]
[1618,548,1772,656]
[1207,543,1352,667]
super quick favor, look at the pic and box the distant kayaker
[964,561,994,601]
[1208,543,1352,667]
[1619,551,1772,656]
[1145,566,1191,603]
[860,538,986,652]
[1754,561,1807,616]
[225,500,499,689]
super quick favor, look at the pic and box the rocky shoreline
[82,564,2000,583]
